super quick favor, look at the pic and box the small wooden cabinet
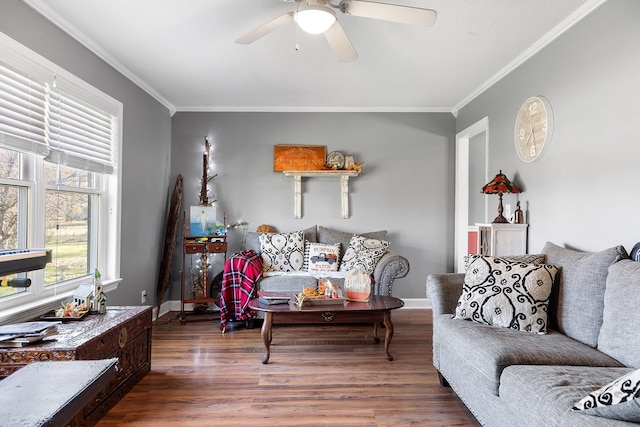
[0,306,151,426]
[180,215,227,323]
[476,223,528,256]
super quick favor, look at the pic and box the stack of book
[0,321,59,347]
[257,291,291,305]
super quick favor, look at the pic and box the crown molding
[452,0,608,116]
[23,0,176,116]
[174,105,453,113]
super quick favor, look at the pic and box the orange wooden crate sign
[274,145,326,172]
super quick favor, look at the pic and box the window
[0,32,121,317]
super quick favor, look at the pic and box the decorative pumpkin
[256,224,274,233]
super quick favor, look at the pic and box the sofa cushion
[453,256,559,334]
[316,226,386,251]
[572,367,640,422]
[303,242,341,273]
[339,235,390,275]
[598,259,640,368]
[499,365,634,426]
[259,231,304,272]
[435,314,625,396]
[541,242,627,348]
[257,274,318,294]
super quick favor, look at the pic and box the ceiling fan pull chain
[295,4,300,52]
[295,11,300,51]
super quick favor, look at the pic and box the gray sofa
[426,242,640,426]
[245,225,409,296]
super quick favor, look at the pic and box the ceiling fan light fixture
[294,6,336,34]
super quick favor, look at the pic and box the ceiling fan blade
[323,21,358,62]
[343,1,437,26]
[236,12,294,44]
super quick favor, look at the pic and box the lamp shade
[481,170,521,195]
[481,170,521,223]
[294,6,336,34]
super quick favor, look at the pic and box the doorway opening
[454,117,489,272]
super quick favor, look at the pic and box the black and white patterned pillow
[572,368,640,422]
[339,235,389,275]
[259,231,304,272]
[453,256,559,334]
[463,253,546,271]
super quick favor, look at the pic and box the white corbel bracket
[283,170,360,219]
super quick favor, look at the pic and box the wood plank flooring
[96,309,479,426]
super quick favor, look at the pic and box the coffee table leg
[383,310,394,361]
[261,312,272,364]
[372,321,380,343]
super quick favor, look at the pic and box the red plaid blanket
[219,250,262,331]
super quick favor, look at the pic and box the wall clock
[514,96,553,162]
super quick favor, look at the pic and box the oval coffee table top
[248,295,404,313]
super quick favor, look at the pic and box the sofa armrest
[372,251,409,296]
[426,273,465,316]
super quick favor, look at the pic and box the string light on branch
[199,137,217,206]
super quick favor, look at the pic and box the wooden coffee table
[248,295,404,364]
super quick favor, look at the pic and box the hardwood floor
[96,309,479,426]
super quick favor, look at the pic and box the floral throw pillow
[339,235,389,275]
[453,256,559,334]
[572,368,640,422]
[259,231,304,272]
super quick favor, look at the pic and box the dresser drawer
[206,242,227,253]
[184,243,205,254]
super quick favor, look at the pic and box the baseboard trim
[400,298,431,309]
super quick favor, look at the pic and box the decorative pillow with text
[304,242,341,273]
[453,256,559,334]
[259,231,304,272]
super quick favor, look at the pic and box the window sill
[0,278,121,325]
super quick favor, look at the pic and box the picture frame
[189,206,217,236]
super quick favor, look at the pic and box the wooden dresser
[0,306,152,426]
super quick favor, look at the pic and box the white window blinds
[46,84,116,174]
[0,33,118,174]
[0,62,49,156]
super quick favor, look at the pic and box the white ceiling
[23,0,599,114]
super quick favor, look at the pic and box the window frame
[0,32,122,323]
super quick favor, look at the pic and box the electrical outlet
[141,290,147,304]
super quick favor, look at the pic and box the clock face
[514,96,553,162]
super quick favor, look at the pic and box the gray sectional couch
[427,242,640,426]
[245,225,409,296]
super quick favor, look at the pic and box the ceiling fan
[236,0,437,62]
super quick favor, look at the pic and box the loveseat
[244,225,409,296]
[426,242,640,426]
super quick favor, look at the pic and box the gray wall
[1,1,173,307]
[170,112,456,300]
[457,0,640,254]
